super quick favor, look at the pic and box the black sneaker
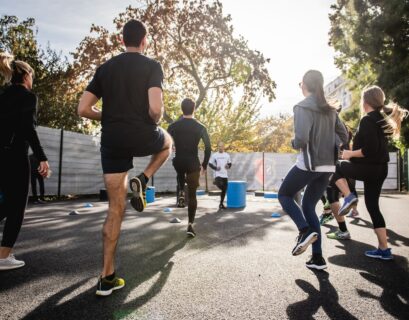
[187,224,196,237]
[306,255,327,270]
[95,273,125,297]
[130,173,147,212]
[219,203,226,210]
[292,228,318,256]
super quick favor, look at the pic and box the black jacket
[0,85,47,161]
[351,110,389,164]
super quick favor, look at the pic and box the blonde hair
[0,52,34,85]
[361,85,408,138]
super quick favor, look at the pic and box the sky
[1,0,340,117]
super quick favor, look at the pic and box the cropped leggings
[0,151,30,248]
[333,160,388,229]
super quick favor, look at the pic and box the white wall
[34,126,400,195]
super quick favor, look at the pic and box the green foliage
[0,15,84,132]
[329,0,409,145]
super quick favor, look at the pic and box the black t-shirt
[167,117,211,169]
[86,52,164,148]
[352,110,390,164]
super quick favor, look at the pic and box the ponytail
[382,102,408,138]
[361,85,408,138]
[302,70,336,111]
[0,52,14,85]
[0,52,34,85]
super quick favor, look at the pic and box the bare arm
[77,91,101,121]
[148,87,164,124]
[342,149,364,160]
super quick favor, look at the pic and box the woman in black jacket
[334,85,407,260]
[0,52,50,270]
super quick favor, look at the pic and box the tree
[72,0,276,124]
[252,114,295,153]
[329,0,409,145]
[0,15,83,132]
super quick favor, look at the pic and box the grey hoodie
[292,95,348,171]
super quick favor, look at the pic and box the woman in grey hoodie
[278,70,348,270]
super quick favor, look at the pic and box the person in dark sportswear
[209,142,232,210]
[278,70,348,270]
[167,98,211,237]
[78,20,172,296]
[0,53,50,270]
[323,121,358,240]
[333,85,408,260]
[29,153,46,203]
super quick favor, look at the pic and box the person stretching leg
[78,20,171,296]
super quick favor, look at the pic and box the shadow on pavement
[329,239,409,319]
[21,238,187,320]
[349,217,409,247]
[0,197,284,319]
[287,270,358,320]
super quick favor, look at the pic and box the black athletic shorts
[101,128,165,174]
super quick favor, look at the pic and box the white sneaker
[0,254,25,270]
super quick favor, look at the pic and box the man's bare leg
[102,172,128,277]
[143,128,172,178]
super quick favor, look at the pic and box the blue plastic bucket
[146,186,155,203]
[227,181,247,208]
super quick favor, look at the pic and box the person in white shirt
[209,142,232,210]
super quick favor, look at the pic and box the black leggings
[173,158,200,224]
[0,152,30,248]
[214,177,228,204]
[326,178,357,204]
[333,160,388,228]
[31,172,45,200]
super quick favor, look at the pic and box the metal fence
[34,126,401,196]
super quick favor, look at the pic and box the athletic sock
[338,221,348,232]
[300,227,309,234]
[312,253,322,259]
[141,173,149,184]
[105,272,115,281]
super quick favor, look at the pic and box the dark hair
[302,70,334,111]
[181,98,195,115]
[122,20,147,47]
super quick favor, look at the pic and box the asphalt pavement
[1,193,408,320]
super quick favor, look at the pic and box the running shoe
[339,193,358,216]
[365,248,393,260]
[319,213,334,225]
[187,224,196,237]
[306,255,327,270]
[292,228,318,256]
[327,229,351,240]
[130,173,147,212]
[347,208,359,218]
[96,273,125,296]
[0,254,25,270]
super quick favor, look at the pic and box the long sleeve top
[0,84,47,161]
[167,117,211,169]
[351,110,389,164]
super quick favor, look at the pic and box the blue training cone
[271,212,281,218]
[163,208,173,213]
[84,203,93,208]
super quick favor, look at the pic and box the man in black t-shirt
[77,19,172,297]
[167,98,211,237]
